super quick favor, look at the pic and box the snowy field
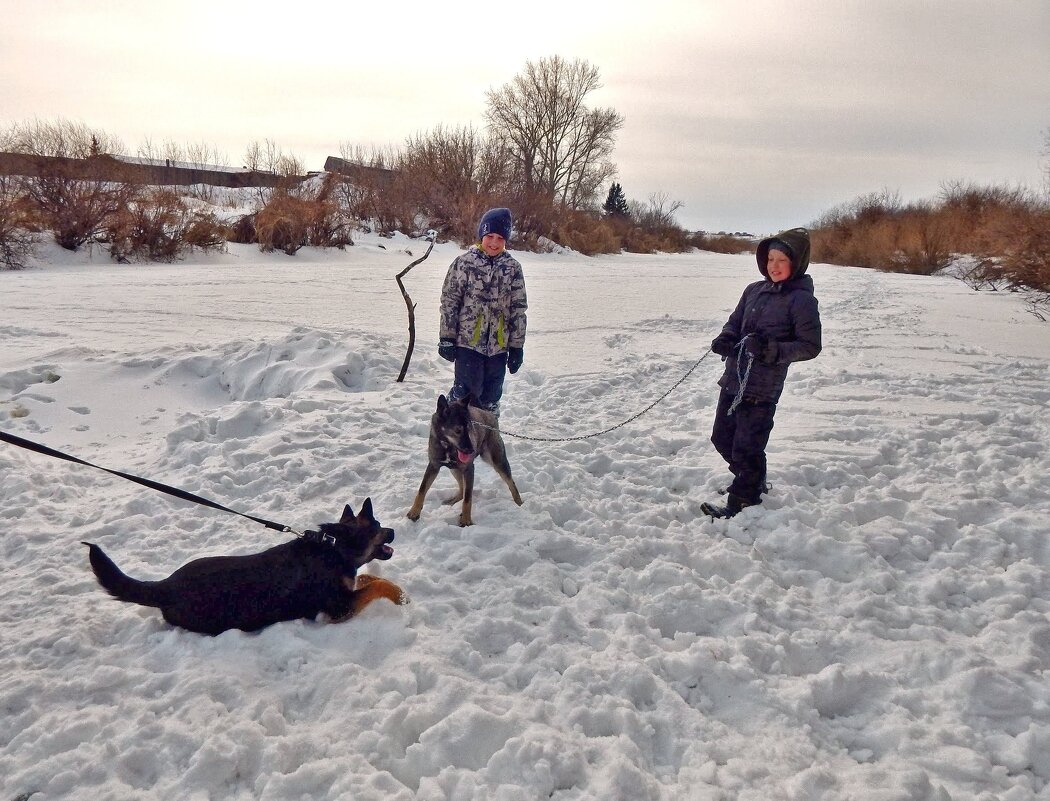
[2,233,1049,801]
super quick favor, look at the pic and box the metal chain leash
[471,349,714,442]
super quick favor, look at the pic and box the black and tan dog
[407,394,523,527]
[84,499,406,635]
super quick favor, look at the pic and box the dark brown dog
[407,394,523,527]
[84,499,406,635]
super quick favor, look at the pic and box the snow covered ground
[2,234,1049,801]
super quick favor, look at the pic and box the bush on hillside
[811,184,1050,292]
[105,189,227,262]
[688,232,754,254]
[249,175,355,255]
[0,175,35,269]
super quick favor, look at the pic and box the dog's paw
[406,509,421,521]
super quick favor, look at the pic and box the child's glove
[711,333,736,357]
[438,339,457,362]
[743,333,767,357]
[744,333,777,363]
[507,347,524,374]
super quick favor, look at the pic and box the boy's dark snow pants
[711,388,776,505]
[450,347,508,412]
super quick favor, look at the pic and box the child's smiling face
[767,249,793,282]
[481,233,506,256]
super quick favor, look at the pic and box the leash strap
[726,339,755,416]
[476,349,714,442]
[0,429,294,534]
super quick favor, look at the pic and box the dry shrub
[886,204,952,275]
[23,160,140,251]
[0,175,36,269]
[3,118,137,251]
[552,210,620,255]
[256,194,310,254]
[811,184,1050,308]
[254,177,355,255]
[689,232,754,254]
[105,189,226,262]
[503,187,561,249]
[306,173,354,248]
[985,205,1050,292]
[810,190,903,269]
[184,214,229,251]
[396,125,509,243]
[228,214,257,245]
[622,194,690,253]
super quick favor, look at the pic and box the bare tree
[485,56,624,210]
[397,124,510,242]
[242,139,304,208]
[0,174,35,269]
[243,138,302,176]
[3,118,137,251]
[334,142,408,233]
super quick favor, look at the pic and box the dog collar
[300,529,338,547]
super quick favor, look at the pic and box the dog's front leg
[408,463,441,520]
[459,462,475,526]
[442,470,465,506]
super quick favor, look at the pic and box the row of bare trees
[0,57,695,265]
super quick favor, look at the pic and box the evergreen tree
[603,182,629,217]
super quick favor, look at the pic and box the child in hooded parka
[438,208,528,416]
[701,227,822,519]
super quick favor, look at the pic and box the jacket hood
[756,227,811,280]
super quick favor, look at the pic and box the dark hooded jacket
[712,227,821,403]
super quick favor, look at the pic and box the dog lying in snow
[84,499,407,635]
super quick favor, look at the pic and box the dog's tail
[83,543,168,608]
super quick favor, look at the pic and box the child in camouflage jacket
[438,208,528,416]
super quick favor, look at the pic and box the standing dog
[407,394,523,527]
[84,499,406,635]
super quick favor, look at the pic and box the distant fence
[324,156,397,188]
[0,151,296,189]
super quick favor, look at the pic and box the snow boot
[701,493,754,519]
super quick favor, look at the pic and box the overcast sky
[2,0,1047,234]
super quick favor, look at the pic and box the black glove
[507,347,524,374]
[438,339,457,362]
[744,332,778,363]
[711,333,736,357]
[743,333,768,358]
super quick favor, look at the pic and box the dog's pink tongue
[457,450,472,463]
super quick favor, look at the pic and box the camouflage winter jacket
[439,246,527,357]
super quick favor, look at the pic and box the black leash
[0,430,297,534]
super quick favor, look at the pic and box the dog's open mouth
[457,449,474,464]
[377,531,395,560]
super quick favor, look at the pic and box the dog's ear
[437,394,448,414]
[359,498,374,521]
[340,503,355,523]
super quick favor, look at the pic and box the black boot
[701,493,753,519]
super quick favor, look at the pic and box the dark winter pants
[711,388,776,505]
[450,347,508,412]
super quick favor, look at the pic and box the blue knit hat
[478,207,512,242]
